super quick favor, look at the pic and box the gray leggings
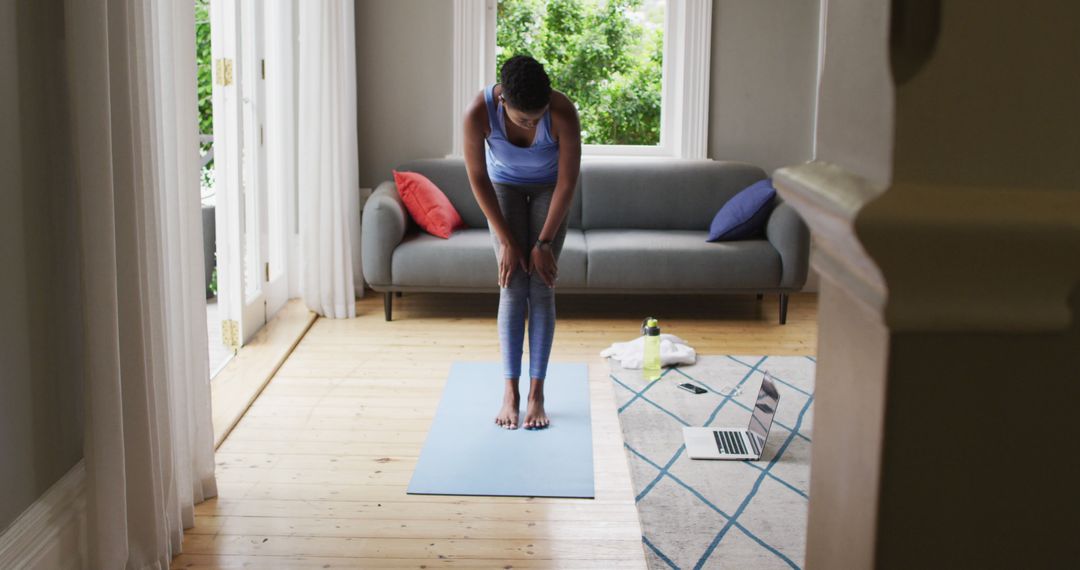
[489,182,569,380]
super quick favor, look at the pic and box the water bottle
[642,317,662,380]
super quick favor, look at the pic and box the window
[452,0,712,159]
[496,0,665,147]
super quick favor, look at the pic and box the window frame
[450,0,712,159]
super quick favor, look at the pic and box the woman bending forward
[463,55,582,430]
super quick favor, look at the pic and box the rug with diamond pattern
[608,355,816,569]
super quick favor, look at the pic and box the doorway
[198,0,296,376]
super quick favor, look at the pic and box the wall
[355,0,823,187]
[0,0,85,534]
[892,1,1078,191]
[814,0,894,187]
[707,0,821,174]
[354,0,455,190]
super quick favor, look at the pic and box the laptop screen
[746,372,780,450]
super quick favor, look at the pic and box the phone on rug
[678,382,706,394]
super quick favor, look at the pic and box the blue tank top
[484,83,559,185]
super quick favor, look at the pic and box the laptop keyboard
[713,430,748,456]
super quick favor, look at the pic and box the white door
[211,0,290,347]
[262,0,294,319]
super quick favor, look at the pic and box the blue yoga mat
[407,361,595,499]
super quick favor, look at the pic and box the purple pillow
[707,178,777,241]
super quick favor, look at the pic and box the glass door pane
[240,0,263,303]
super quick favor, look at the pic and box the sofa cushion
[707,178,776,241]
[392,228,587,288]
[394,160,484,228]
[580,160,767,230]
[395,158,584,230]
[393,170,466,238]
[585,229,781,289]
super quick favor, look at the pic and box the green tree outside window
[196,0,213,140]
[496,0,664,146]
[195,0,214,195]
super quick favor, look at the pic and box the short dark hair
[499,55,552,112]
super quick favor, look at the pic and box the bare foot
[523,380,550,429]
[495,380,520,429]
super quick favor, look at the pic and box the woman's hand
[498,240,529,288]
[530,245,558,288]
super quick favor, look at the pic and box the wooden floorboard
[211,299,318,447]
[174,290,816,569]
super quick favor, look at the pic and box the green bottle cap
[642,317,660,336]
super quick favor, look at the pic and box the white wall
[892,1,1078,191]
[814,0,894,187]
[0,0,86,534]
[354,0,455,189]
[707,0,821,173]
[0,0,34,534]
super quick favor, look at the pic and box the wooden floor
[172,291,817,569]
[210,300,318,448]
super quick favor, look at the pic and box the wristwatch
[535,239,553,252]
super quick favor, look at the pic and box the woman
[463,55,582,430]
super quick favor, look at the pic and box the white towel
[600,333,697,369]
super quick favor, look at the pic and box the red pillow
[392,170,466,239]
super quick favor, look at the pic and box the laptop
[683,372,780,460]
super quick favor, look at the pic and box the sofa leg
[779,293,789,325]
[384,292,393,321]
[756,293,764,301]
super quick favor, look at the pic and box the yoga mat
[407,361,595,499]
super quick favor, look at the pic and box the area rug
[608,355,816,569]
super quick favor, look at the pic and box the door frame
[210,0,292,347]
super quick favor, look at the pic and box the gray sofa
[362,158,809,323]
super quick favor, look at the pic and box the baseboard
[0,459,86,570]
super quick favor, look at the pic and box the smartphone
[678,382,706,394]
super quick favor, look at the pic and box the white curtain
[65,0,217,567]
[298,0,359,318]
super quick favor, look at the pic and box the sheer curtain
[298,0,359,318]
[65,0,217,567]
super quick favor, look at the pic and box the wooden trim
[0,460,86,570]
[773,160,889,317]
[776,160,1080,333]
[664,0,712,159]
